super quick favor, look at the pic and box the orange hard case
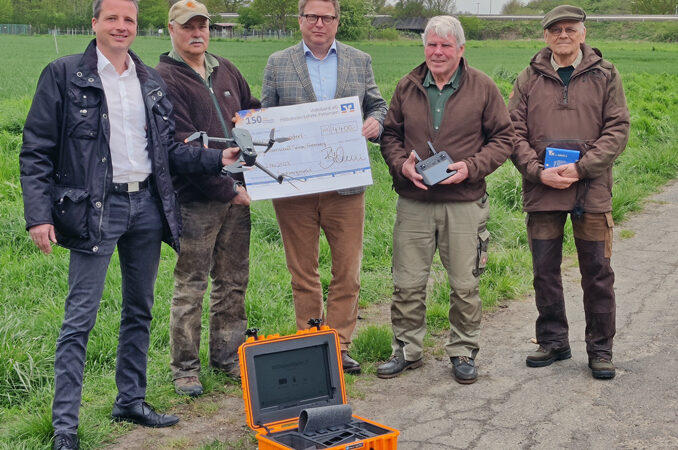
[238,325,398,449]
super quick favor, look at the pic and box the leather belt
[111,177,151,193]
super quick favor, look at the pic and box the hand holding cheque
[235,97,374,200]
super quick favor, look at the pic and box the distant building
[211,22,237,38]
[372,16,429,34]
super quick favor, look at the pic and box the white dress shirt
[96,48,152,183]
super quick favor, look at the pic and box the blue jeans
[52,189,163,434]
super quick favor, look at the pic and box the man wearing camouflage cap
[156,0,260,396]
[508,5,630,379]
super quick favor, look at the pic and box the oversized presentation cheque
[235,96,373,200]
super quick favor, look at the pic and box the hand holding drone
[184,128,291,184]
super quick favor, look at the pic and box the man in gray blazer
[262,0,387,374]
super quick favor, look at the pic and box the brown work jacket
[508,44,630,213]
[381,59,514,203]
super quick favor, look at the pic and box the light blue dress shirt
[303,40,338,101]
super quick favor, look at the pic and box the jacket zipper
[180,59,232,139]
[540,64,597,106]
[208,77,231,139]
[98,104,109,247]
[98,160,108,246]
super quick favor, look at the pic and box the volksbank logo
[340,103,355,113]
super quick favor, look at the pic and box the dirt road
[111,180,678,449]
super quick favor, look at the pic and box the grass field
[0,35,677,449]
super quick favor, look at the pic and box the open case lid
[239,327,347,431]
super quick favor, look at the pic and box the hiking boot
[589,357,615,379]
[376,355,423,379]
[451,356,477,384]
[526,345,572,367]
[174,376,203,397]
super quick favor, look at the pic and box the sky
[383,0,515,15]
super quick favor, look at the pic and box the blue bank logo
[340,103,355,113]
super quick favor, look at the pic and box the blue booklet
[544,147,581,168]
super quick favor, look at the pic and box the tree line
[1,0,674,35]
[500,0,676,15]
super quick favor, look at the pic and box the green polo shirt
[168,48,219,83]
[423,66,462,132]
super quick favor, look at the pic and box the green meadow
[0,35,677,448]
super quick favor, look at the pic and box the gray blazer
[262,41,387,195]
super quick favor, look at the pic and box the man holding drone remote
[156,0,260,397]
[379,15,514,384]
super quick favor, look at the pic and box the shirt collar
[96,47,135,76]
[550,49,583,71]
[167,48,219,75]
[302,40,337,61]
[423,65,461,89]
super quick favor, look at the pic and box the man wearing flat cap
[508,5,629,379]
[156,0,260,397]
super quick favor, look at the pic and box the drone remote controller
[414,141,456,186]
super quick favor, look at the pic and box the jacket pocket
[67,87,101,139]
[52,186,89,239]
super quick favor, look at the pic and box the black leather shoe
[53,433,79,450]
[526,345,572,367]
[111,401,179,428]
[377,355,423,379]
[341,351,361,374]
[451,356,478,384]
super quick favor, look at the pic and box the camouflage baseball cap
[541,5,586,29]
[169,0,210,25]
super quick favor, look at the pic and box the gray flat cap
[541,5,586,29]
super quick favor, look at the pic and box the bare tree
[425,0,456,14]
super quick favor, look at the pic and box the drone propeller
[184,131,209,148]
[190,128,291,185]
[252,128,291,154]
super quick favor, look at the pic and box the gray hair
[422,15,465,48]
[93,0,139,19]
[298,0,340,18]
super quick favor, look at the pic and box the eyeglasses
[300,14,337,25]
[548,26,579,37]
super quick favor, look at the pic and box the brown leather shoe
[341,351,361,374]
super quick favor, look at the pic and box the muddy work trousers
[527,211,616,360]
[170,201,250,380]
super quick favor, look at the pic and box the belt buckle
[127,181,140,192]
